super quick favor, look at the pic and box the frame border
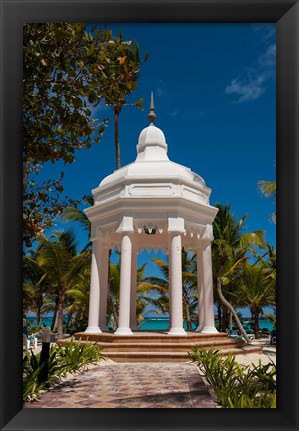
[1,1,298,430]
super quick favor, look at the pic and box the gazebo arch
[84,94,219,336]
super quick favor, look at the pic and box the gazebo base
[71,331,262,362]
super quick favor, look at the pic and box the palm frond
[258,180,276,199]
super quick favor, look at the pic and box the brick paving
[24,362,217,408]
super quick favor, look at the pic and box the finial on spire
[148,91,156,124]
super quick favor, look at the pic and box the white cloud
[225,43,275,104]
[225,75,265,103]
[251,25,276,42]
[258,44,276,68]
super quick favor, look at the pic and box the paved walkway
[24,362,217,408]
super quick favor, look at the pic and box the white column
[195,245,205,332]
[168,233,187,335]
[85,238,102,333]
[167,246,172,331]
[130,247,138,330]
[115,234,133,335]
[201,241,218,334]
[99,246,109,330]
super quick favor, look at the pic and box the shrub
[55,337,107,374]
[189,347,276,408]
[23,355,46,402]
[23,338,106,402]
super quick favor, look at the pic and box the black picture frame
[1,1,298,430]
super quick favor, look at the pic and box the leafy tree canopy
[23,23,147,246]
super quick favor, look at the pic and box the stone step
[74,331,229,344]
[59,335,262,362]
[94,338,244,353]
[103,346,263,362]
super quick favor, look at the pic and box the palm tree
[212,204,266,342]
[23,250,48,324]
[107,260,121,327]
[212,247,245,332]
[101,40,146,169]
[258,180,276,199]
[235,263,275,338]
[144,249,198,331]
[262,309,276,330]
[66,269,91,333]
[37,229,90,339]
[107,254,150,328]
[61,194,93,251]
[258,180,276,223]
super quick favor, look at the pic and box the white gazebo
[84,94,219,336]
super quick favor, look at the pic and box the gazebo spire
[148,91,156,124]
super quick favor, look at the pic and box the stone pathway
[24,362,217,408]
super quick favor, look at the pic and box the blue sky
[38,23,276,280]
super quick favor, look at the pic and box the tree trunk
[217,302,222,331]
[217,275,251,343]
[184,296,192,331]
[67,311,73,327]
[251,309,260,339]
[57,298,64,340]
[37,301,42,326]
[114,107,121,170]
[51,303,58,331]
[229,309,233,331]
[107,249,119,328]
[221,304,229,332]
[108,291,119,327]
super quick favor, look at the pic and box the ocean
[26,315,273,332]
[26,316,60,327]
[139,317,273,331]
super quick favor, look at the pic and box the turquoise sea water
[139,318,273,332]
[26,316,65,327]
[26,315,273,332]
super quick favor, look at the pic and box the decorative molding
[168,217,185,233]
[116,216,134,234]
[203,224,214,240]
[128,183,175,197]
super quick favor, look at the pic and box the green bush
[23,359,46,402]
[23,338,106,402]
[55,337,107,374]
[28,324,42,335]
[188,347,276,408]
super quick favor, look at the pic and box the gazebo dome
[97,122,208,205]
[137,123,167,151]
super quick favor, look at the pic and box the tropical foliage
[29,230,90,338]
[24,207,276,339]
[23,251,48,324]
[258,180,276,223]
[23,23,146,246]
[189,348,276,408]
[23,338,106,402]
[143,249,198,330]
[212,204,267,341]
[235,263,275,338]
[107,254,157,328]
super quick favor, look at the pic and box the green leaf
[135,97,144,109]
[73,97,83,109]
[88,93,95,104]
